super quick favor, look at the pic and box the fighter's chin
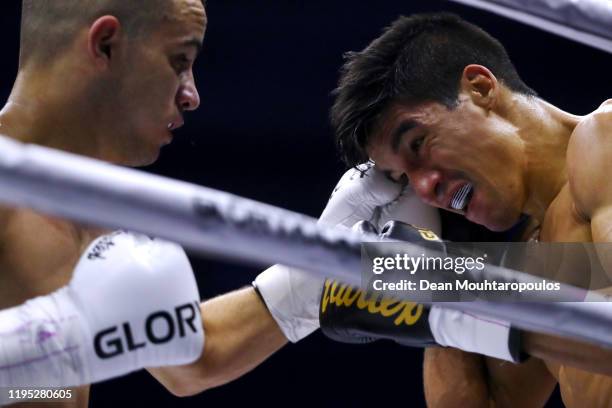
[484,217,517,232]
[123,143,162,167]
[466,213,513,232]
[465,195,519,232]
[136,131,171,166]
[139,150,161,167]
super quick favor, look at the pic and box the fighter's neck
[514,97,582,223]
[0,100,107,162]
[1,70,108,161]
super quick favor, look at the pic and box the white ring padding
[0,135,611,348]
[449,0,612,54]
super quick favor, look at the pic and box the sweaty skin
[366,63,612,407]
[531,99,612,407]
[421,101,612,408]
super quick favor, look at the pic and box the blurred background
[0,1,610,406]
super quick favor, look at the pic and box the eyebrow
[181,38,203,56]
[390,120,419,152]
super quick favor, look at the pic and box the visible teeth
[450,183,473,210]
[168,123,173,130]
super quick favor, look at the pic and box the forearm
[523,330,612,376]
[424,348,491,408]
[424,348,555,408]
[149,287,288,396]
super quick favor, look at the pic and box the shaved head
[7,0,206,167]
[19,0,203,66]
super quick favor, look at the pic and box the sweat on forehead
[19,0,204,66]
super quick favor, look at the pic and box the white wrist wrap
[254,265,322,343]
[255,165,442,344]
[0,289,88,388]
[429,306,517,362]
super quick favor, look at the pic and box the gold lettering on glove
[321,280,423,326]
[417,227,440,241]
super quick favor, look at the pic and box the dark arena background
[0,1,610,407]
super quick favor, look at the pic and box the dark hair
[331,12,536,167]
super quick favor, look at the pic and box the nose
[408,168,443,206]
[177,73,200,112]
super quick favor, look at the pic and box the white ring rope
[0,135,611,348]
[449,0,612,54]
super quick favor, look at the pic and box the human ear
[460,64,498,109]
[87,16,121,67]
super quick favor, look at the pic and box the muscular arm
[500,101,612,376]
[424,348,490,408]
[148,287,288,397]
[420,103,612,405]
[424,348,555,408]
[426,106,612,408]
[568,101,612,250]
[524,100,612,372]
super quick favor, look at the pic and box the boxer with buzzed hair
[0,2,507,401]
[20,0,181,64]
[0,1,207,406]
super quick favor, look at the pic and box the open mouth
[450,183,473,211]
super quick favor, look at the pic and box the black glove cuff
[508,327,528,363]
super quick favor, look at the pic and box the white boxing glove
[0,231,204,394]
[256,164,519,362]
[320,162,441,233]
[321,167,519,362]
[255,163,441,342]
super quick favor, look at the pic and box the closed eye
[173,54,192,74]
[410,135,425,155]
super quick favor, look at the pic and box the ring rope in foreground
[0,135,610,348]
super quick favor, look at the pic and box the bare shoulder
[570,100,612,147]
[0,208,82,306]
[598,98,612,110]
[567,101,612,218]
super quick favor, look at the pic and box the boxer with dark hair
[331,12,612,407]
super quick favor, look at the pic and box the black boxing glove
[319,221,523,363]
[319,220,445,347]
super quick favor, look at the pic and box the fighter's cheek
[429,148,472,175]
[427,147,452,166]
